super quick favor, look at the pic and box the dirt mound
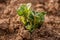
[0,0,60,40]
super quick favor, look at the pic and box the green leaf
[29,11,34,21]
[25,24,32,31]
[17,8,23,16]
[20,16,26,24]
[17,4,31,16]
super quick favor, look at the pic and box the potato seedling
[17,3,46,32]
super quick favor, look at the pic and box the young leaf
[20,16,26,24]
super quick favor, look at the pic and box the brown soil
[0,0,60,40]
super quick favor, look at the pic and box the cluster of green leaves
[17,3,46,32]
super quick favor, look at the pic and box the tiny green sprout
[17,3,46,32]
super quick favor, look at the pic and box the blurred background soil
[0,0,60,40]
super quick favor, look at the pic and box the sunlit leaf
[20,16,26,24]
[27,3,31,10]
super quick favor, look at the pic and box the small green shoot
[17,3,46,32]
